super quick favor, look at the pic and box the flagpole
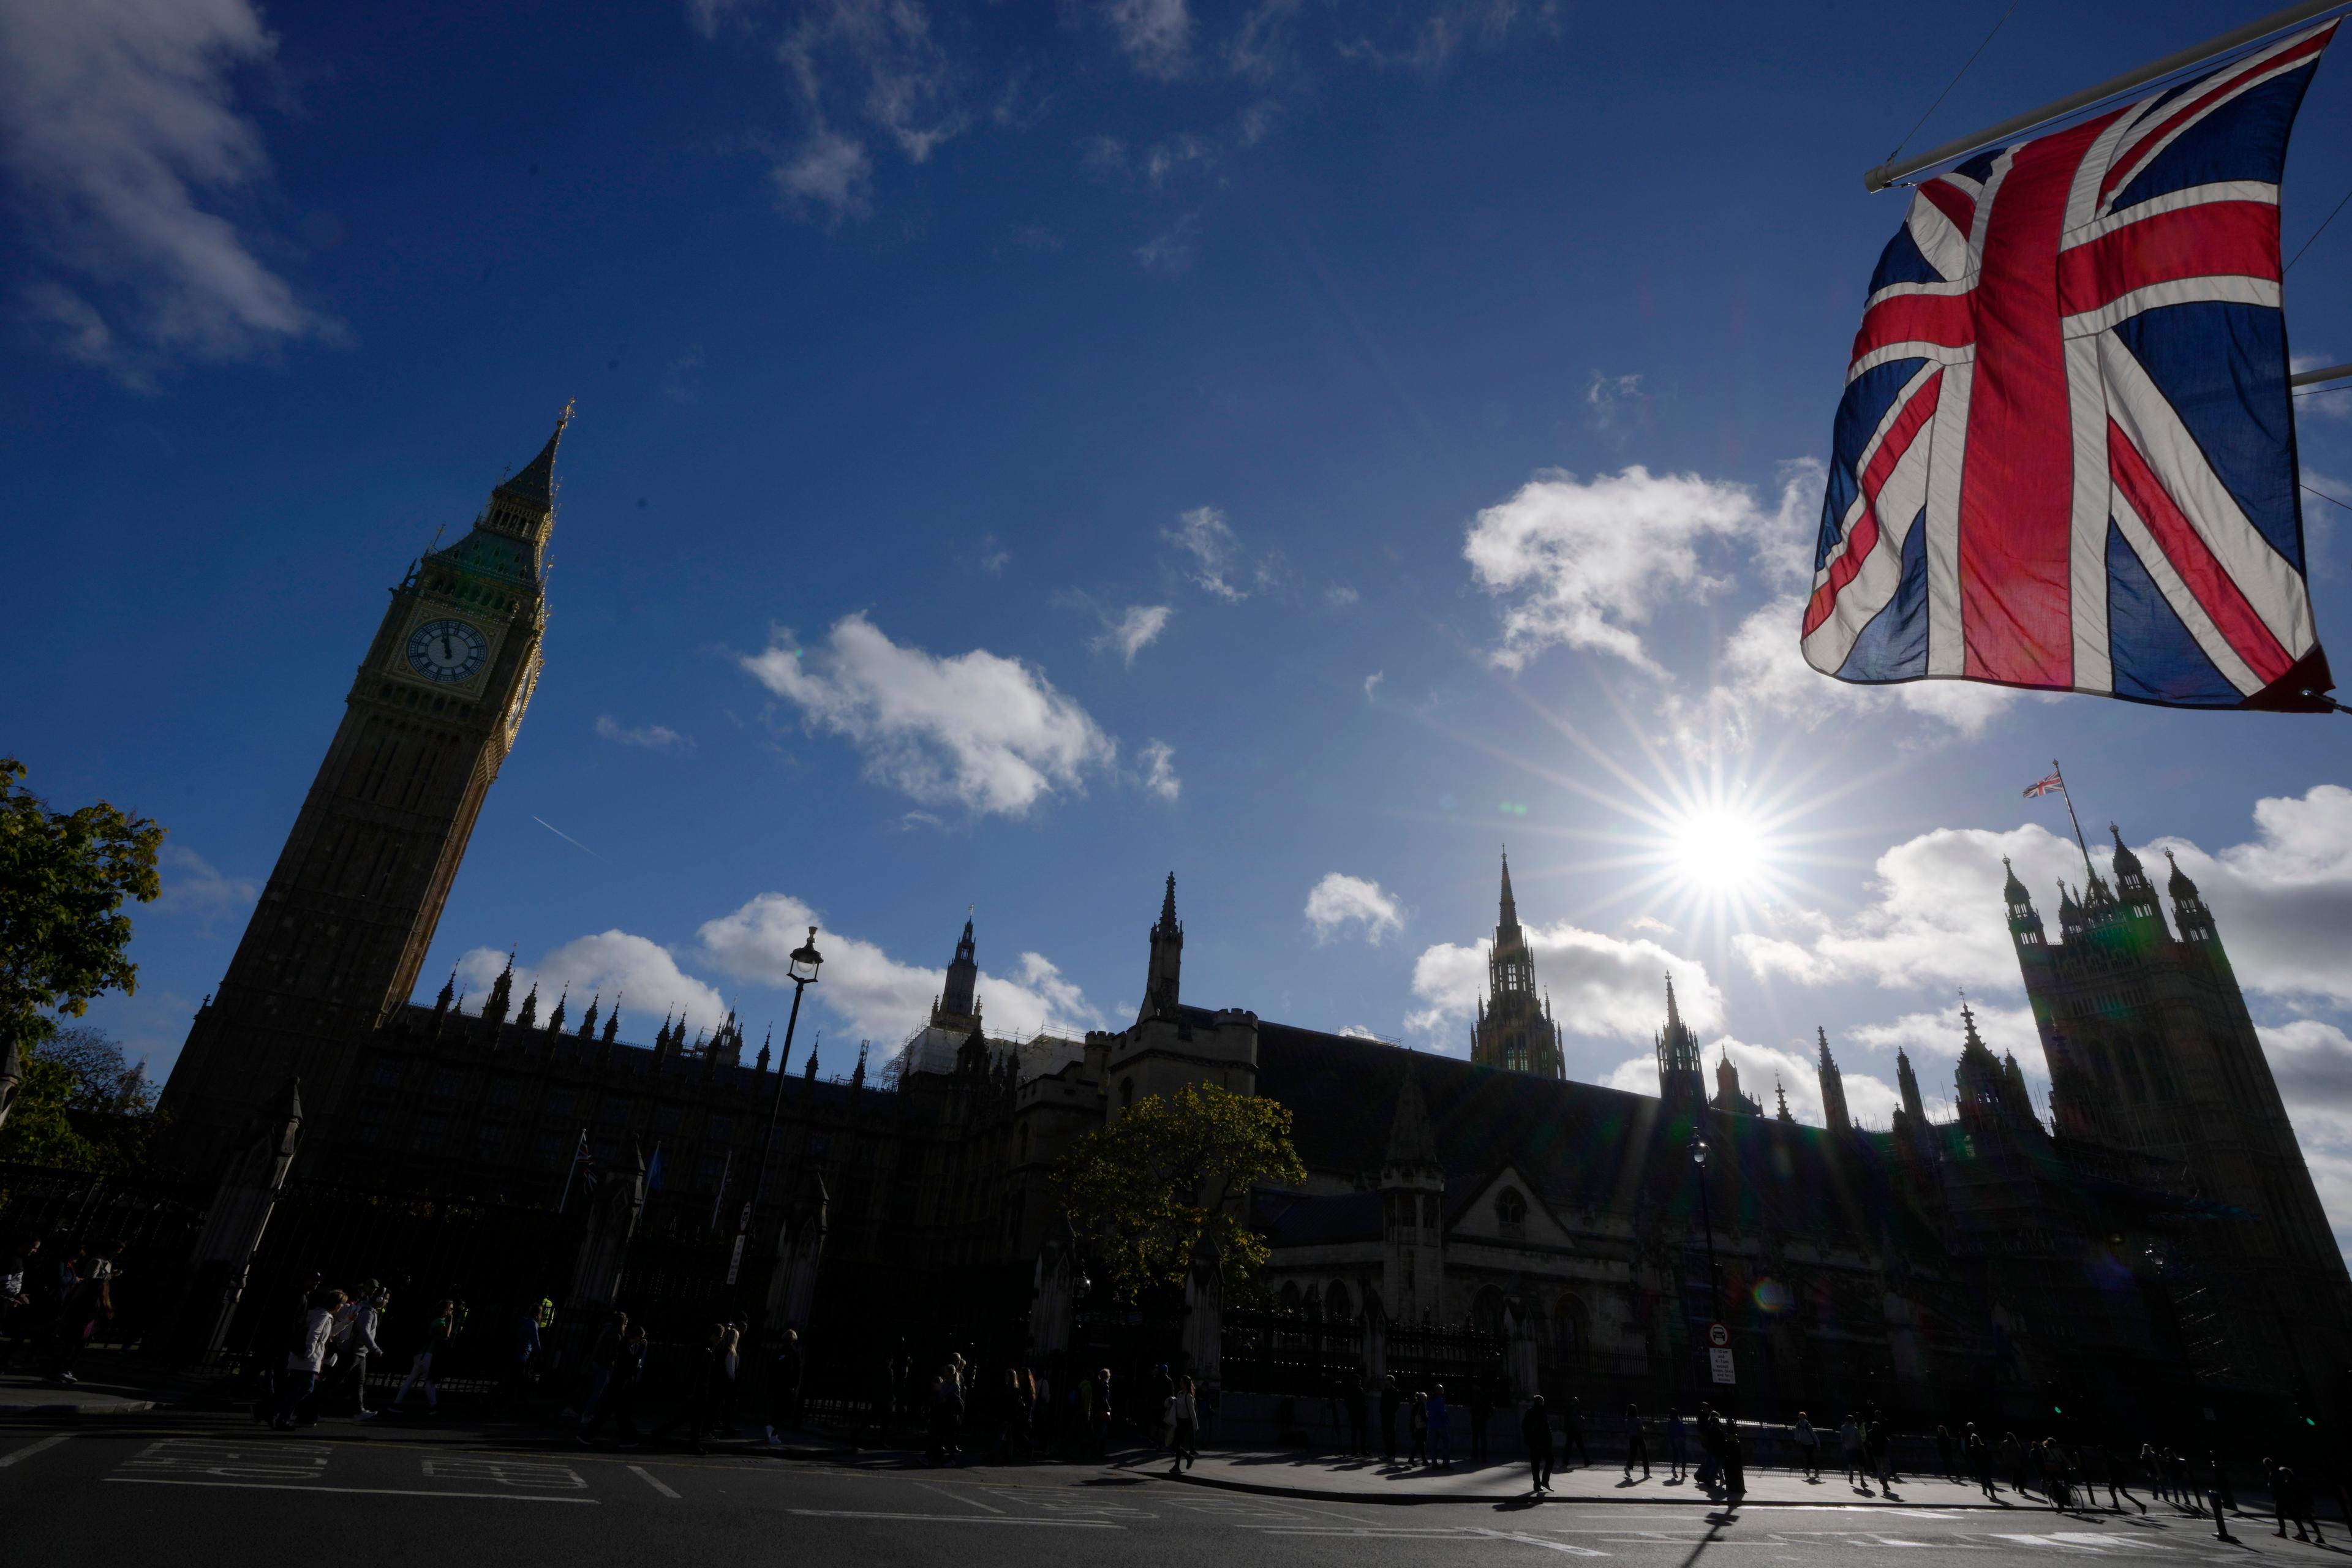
[556,1126,587,1213]
[1864,0,2352,190]
[2053,760,2097,884]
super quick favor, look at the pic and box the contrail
[533,816,606,861]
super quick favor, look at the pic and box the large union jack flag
[1804,22,2338,710]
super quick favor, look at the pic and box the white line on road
[0,1434,72,1468]
[918,1482,1004,1513]
[628,1465,680,1499]
[1470,1528,1611,1555]
[102,1478,594,1503]
[790,1509,1120,1528]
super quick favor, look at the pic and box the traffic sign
[1709,1347,1736,1384]
[1707,1322,1730,1348]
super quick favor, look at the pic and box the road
[2,1422,2335,1568]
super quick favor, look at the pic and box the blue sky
[7,0,2352,1244]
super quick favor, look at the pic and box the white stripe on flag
[2067,332,2114,694]
[1924,359,1973,678]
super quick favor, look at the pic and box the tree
[0,1025,164,1171]
[1049,1080,1307,1302]
[0,758,162,1067]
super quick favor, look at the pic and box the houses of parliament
[157,417,2350,1430]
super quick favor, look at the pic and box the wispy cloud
[1138,737,1180,801]
[1305,872,1403,945]
[0,0,336,384]
[149,845,256,928]
[1092,603,1173,665]
[596,715,692,750]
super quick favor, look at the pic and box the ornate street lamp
[753,927,824,1210]
[1692,1136,1732,1415]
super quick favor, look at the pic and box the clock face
[406,617,489,684]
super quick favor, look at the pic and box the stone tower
[1141,873,1183,1023]
[159,410,571,1175]
[1816,1027,1853,1135]
[1379,1070,1447,1324]
[1469,853,1564,1077]
[933,914,981,1030]
[2009,827,2351,1403]
[1654,976,1705,1117]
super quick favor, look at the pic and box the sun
[1667,804,1771,894]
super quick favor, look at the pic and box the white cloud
[0,0,332,383]
[697,890,1104,1045]
[1323,584,1359,610]
[1596,1036,1903,1128]
[149,844,255,926]
[1304,873,1403,946]
[1409,922,1724,1046]
[1334,0,1550,69]
[1584,371,1648,434]
[1164,504,1283,598]
[1742,788,2352,1009]
[1137,211,1202,274]
[595,714,690,750]
[2254,1019,2352,1256]
[1093,603,1172,665]
[1464,465,1765,674]
[1363,671,1384,701]
[1849,1001,2040,1071]
[456,933,729,1036]
[742,613,1117,817]
[1138,738,1181,802]
[1106,0,1191,77]
[772,126,873,220]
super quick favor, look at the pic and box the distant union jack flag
[1804,23,2339,710]
[2023,771,2063,797]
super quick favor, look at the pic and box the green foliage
[1049,1080,1307,1302]
[0,758,162,1068]
[0,1025,164,1172]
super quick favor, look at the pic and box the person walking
[1697,1404,1722,1491]
[1624,1403,1651,1480]
[1563,1396,1591,1469]
[394,1301,453,1412]
[1840,1413,1863,1485]
[1667,1409,1689,1482]
[1408,1390,1430,1465]
[1380,1375,1401,1461]
[1869,1417,1896,1495]
[1091,1367,1113,1458]
[46,1254,113,1386]
[2043,1438,2072,1512]
[1,1235,43,1368]
[2105,1439,2144,1513]
[764,1329,805,1446]
[505,1300,543,1415]
[927,1365,966,1466]
[329,1284,388,1419]
[1966,1423,1999,1501]
[274,1287,341,1430]
[2003,1431,2030,1499]
[574,1313,626,1436]
[715,1322,743,1437]
[1430,1384,1453,1470]
[1167,1376,1199,1474]
[1522,1395,1555,1494]
[1793,1412,1821,1481]
[579,1324,647,1445]
[1722,1419,1748,1499]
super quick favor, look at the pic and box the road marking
[422,1458,586,1491]
[789,1509,1120,1528]
[0,1434,72,1468]
[121,1439,330,1482]
[1470,1528,1611,1555]
[104,1478,594,1503]
[919,1482,1004,1513]
[628,1465,680,1499]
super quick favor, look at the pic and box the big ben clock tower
[160,409,571,1175]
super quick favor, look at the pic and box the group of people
[257,1274,417,1428]
[2,1234,121,1387]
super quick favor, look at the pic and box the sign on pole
[726,1232,747,1286]
[1709,1346,1736,1385]
[1707,1322,1730,1348]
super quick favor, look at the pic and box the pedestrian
[1722,1419,1747,1499]
[2203,1452,2236,1542]
[1667,1408,1689,1481]
[1470,1380,1492,1464]
[928,1365,965,1466]
[1168,1375,1199,1474]
[715,1322,743,1436]
[274,1287,341,1430]
[2,1235,42,1367]
[1408,1390,1430,1465]
[2105,1439,2144,1513]
[1563,1396,1591,1468]
[46,1253,113,1385]
[394,1300,453,1412]
[579,1324,647,1445]
[1523,1395,1555,1494]
[2274,1463,2300,1539]
[1091,1367,1113,1458]
[2004,1431,2030,1499]
[575,1313,627,1436]
[1346,1376,1370,1456]
[1793,1412,1821,1481]
[1967,1422,1999,1501]
[1430,1384,1453,1469]
[506,1299,542,1414]
[765,1328,805,1446]
[1379,1374,1401,1461]
[1840,1412,1863,1485]
[1697,1404,1722,1491]
[328,1284,388,1419]
[1869,1416,1896,1494]
[1624,1403,1651,1480]
[1153,1362,1175,1452]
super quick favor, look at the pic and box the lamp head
[788,927,824,985]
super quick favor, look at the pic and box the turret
[2003,858,2045,949]
[1817,1026,1852,1135]
[1379,1070,1447,1324]
[1896,1047,1926,1123]
[2167,851,2218,944]
[516,983,540,1034]
[478,953,515,1044]
[939,914,980,1022]
[1141,874,1183,1023]
[545,986,567,1039]
[576,993,598,1040]
[1655,976,1705,1115]
[1774,1079,1794,1124]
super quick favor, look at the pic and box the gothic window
[1302,1283,1322,1319]
[429,1069,463,1101]
[1551,1294,1590,1365]
[1120,1077,1134,1111]
[368,1062,403,1089]
[1472,1286,1508,1336]
[1422,1193,1441,1229]
[1325,1281,1353,1322]
[1495,1187,1528,1240]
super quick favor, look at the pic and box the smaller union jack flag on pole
[1806,21,2339,712]
[2023,771,2064,798]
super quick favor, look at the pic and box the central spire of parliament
[1470,851,1564,1077]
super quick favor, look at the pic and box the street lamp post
[729,927,822,1287]
[1693,1137,1732,1415]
